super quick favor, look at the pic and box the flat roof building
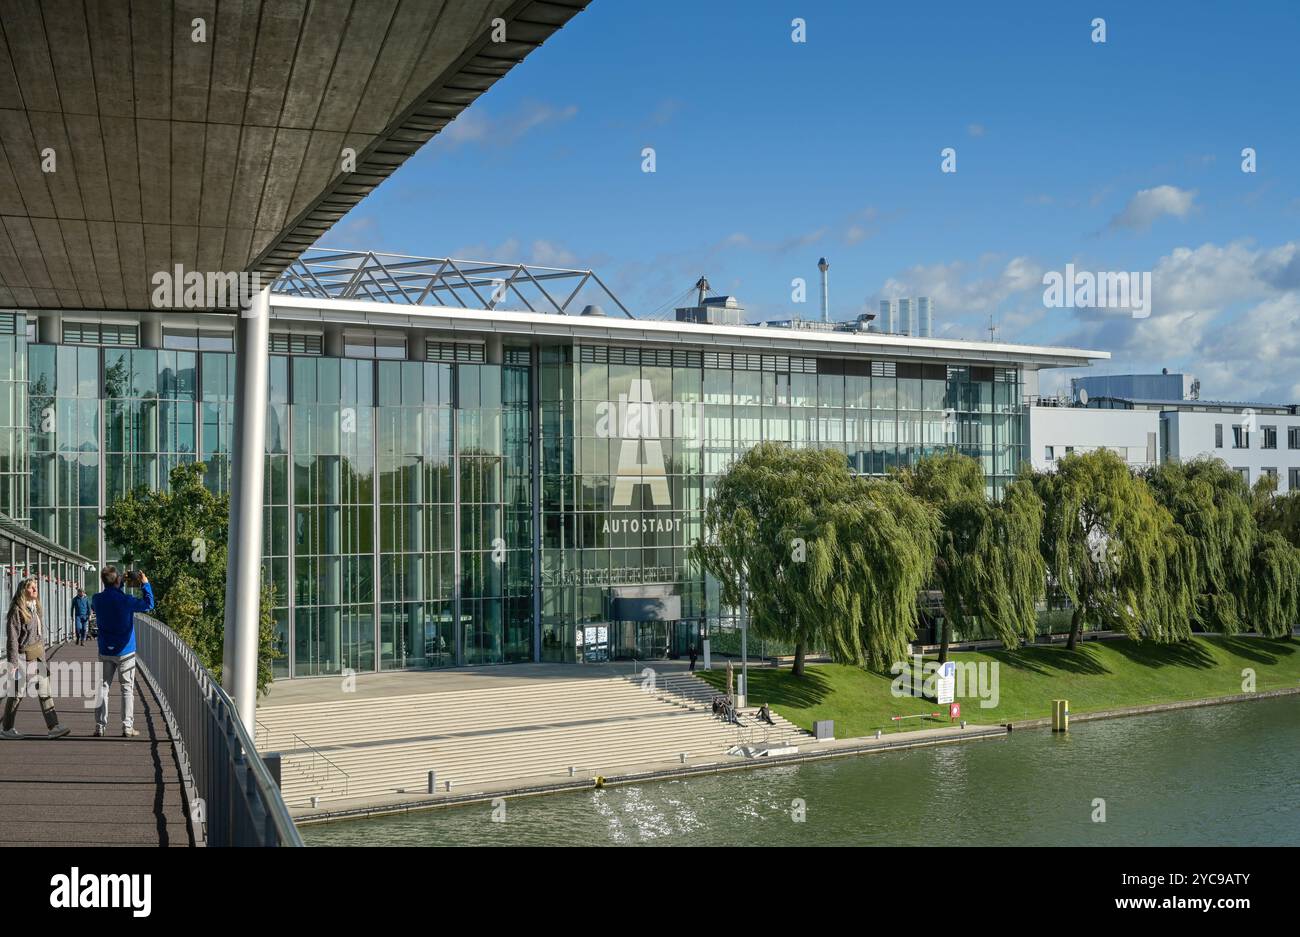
[3,250,1109,677]
[1027,382,1300,492]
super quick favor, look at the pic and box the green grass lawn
[695,636,1300,739]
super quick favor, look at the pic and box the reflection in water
[303,696,1300,847]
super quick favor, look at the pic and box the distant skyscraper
[916,297,933,337]
[879,300,896,333]
[878,297,933,336]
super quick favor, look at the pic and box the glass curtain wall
[540,345,1026,655]
[0,314,27,524]
[14,327,1027,677]
[103,348,197,504]
[28,344,98,578]
[376,360,455,670]
[456,360,532,665]
[292,357,375,676]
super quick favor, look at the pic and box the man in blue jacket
[70,588,91,646]
[92,566,155,738]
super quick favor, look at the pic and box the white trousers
[96,654,136,731]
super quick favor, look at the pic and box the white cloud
[441,101,578,148]
[529,239,581,268]
[317,215,379,250]
[876,256,1043,315]
[1059,239,1300,402]
[1197,294,1300,402]
[1109,185,1197,232]
[871,238,1299,403]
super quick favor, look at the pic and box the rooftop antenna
[818,258,830,323]
[694,275,710,306]
[987,314,999,342]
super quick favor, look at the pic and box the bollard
[427,771,436,794]
[960,720,967,729]
[568,766,576,777]
[679,752,688,764]
[310,796,320,808]
[874,729,882,740]
[444,780,452,792]
[1051,699,1070,732]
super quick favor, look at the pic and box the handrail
[133,614,302,847]
[291,732,351,796]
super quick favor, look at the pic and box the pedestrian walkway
[0,640,195,846]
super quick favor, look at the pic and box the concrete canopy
[0,0,588,311]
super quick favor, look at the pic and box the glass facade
[537,345,1024,662]
[0,314,27,524]
[3,312,1028,678]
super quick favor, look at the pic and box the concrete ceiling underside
[0,0,588,311]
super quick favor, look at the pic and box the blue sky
[326,0,1300,402]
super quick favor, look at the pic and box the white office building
[1027,374,1300,491]
[1029,402,1160,472]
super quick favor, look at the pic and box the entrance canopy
[0,0,589,311]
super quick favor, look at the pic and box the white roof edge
[267,295,1111,367]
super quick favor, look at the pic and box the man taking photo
[92,566,154,738]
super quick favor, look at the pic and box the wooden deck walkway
[0,639,195,846]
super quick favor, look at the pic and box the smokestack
[694,275,710,306]
[817,258,829,323]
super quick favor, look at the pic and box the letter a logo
[612,379,671,508]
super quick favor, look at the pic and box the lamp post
[739,569,748,708]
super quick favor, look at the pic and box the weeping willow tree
[1257,489,1300,550]
[694,443,849,676]
[1249,530,1300,637]
[1146,458,1300,637]
[896,453,1045,661]
[1143,458,1255,633]
[1031,449,1198,649]
[694,442,938,675]
[818,478,939,670]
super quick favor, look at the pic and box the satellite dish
[1078,388,1089,406]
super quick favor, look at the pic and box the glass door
[578,623,609,663]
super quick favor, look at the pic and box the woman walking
[2,577,71,739]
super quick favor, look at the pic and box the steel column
[530,342,542,662]
[222,289,270,733]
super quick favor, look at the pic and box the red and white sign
[949,702,961,721]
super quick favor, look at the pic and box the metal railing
[290,732,351,797]
[0,510,95,652]
[134,614,302,847]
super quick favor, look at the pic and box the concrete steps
[258,671,811,808]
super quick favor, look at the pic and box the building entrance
[611,620,698,660]
[577,623,610,663]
